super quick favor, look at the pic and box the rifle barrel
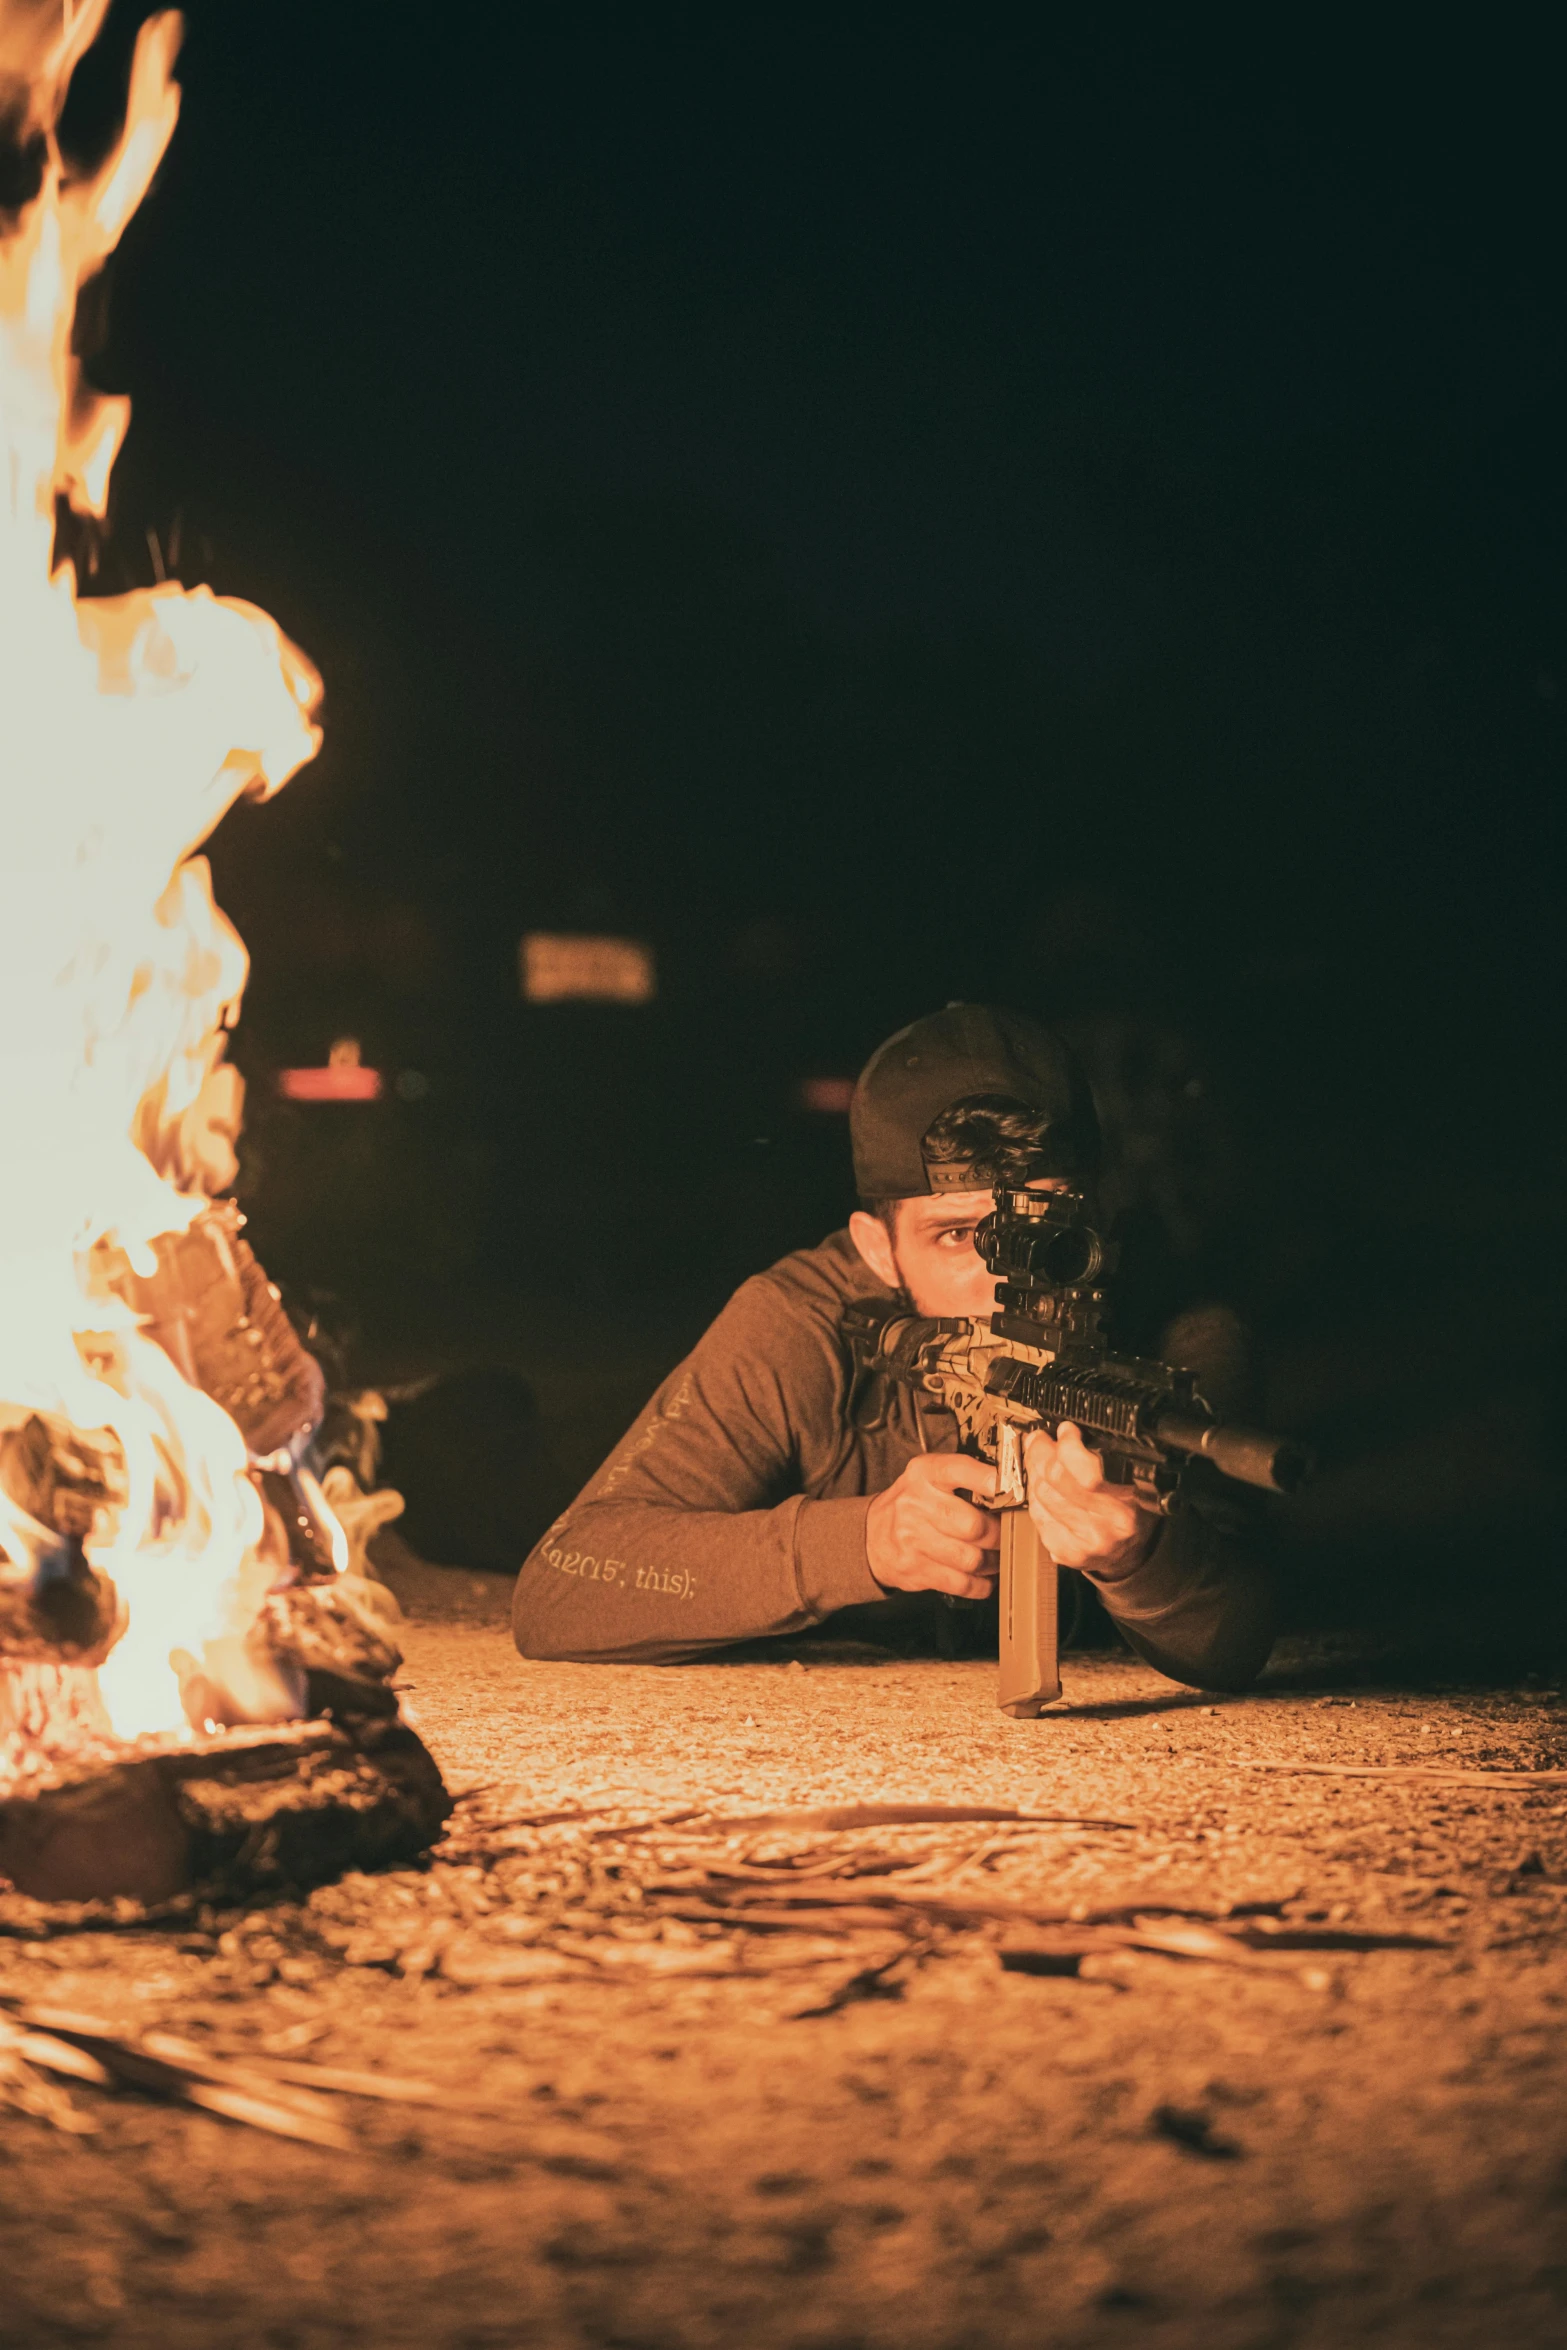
[1152,1411,1312,1495]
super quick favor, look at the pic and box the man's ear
[848,1207,899,1290]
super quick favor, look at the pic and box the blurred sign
[278,1066,382,1102]
[521,933,656,1004]
[798,1076,855,1114]
[277,1036,382,1102]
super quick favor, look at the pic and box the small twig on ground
[0,2002,448,2144]
[734,1842,940,1876]
[787,1939,927,2019]
[1240,1761,1567,1791]
[0,2043,101,2133]
[1233,1920,1451,1951]
[889,1826,1093,1881]
[640,1876,1292,1933]
[655,1901,925,1934]
[609,1803,1140,1838]
[1,2007,352,2148]
[234,2057,454,2104]
[579,1808,716,1840]
[998,1915,1451,1980]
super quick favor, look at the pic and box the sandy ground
[3,1563,1567,2350]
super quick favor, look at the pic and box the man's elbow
[1173,1573,1279,1694]
[510,1569,690,1665]
[511,1563,594,1662]
[1115,1554,1279,1695]
[1194,1632,1275,1695]
[1125,1622,1275,1696]
[512,1617,582,1664]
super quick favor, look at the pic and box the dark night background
[61,5,1565,1636]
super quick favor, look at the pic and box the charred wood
[109,1201,325,1460]
[0,1559,123,1666]
[0,1415,126,1663]
[0,1716,451,1905]
[0,1413,127,1540]
[253,1465,342,1580]
[253,1582,401,1720]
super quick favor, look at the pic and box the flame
[0,7,324,1743]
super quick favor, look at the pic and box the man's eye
[938,1227,977,1248]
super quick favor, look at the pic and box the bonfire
[0,2,447,1905]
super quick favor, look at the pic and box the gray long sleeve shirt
[511,1230,1276,1688]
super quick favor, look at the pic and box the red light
[798,1077,855,1114]
[277,1066,383,1102]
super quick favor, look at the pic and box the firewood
[0,1413,127,1540]
[254,1581,402,1719]
[0,1715,450,1903]
[0,1415,127,1664]
[0,1553,124,1666]
[107,1202,324,1461]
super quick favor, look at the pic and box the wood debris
[0,1769,1467,2070]
[253,1788,1467,2010]
[4,2005,351,2147]
[787,1940,925,2019]
[638,1871,1293,1935]
[0,1714,451,1905]
[1240,1761,1567,1791]
[0,2013,110,2132]
[0,1998,446,2144]
[656,1899,918,1934]
[998,1914,1451,1980]
[614,1802,1141,1836]
[273,1794,1451,2009]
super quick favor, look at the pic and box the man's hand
[866,1454,1001,1598]
[1024,1422,1159,1580]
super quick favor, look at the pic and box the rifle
[842,1185,1311,1716]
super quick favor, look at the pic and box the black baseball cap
[850,1004,1098,1202]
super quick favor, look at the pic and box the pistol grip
[998,1504,1060,1717]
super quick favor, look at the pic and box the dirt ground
[4,1561,1567,2350]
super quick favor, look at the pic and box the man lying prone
[511,1005,1275,1690]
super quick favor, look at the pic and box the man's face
[849,1181,1072,1316]
[848,1190,1005,1316]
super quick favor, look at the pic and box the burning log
[253,1581,402,1720]
[105,1199,348,1594]
[0,1412,127,1547]
[108,1201,325,1469]
[0,1197,428,1888]
[0,1414,126,1664]
[0,1715,451,1905]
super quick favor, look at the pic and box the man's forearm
[512,1491,883,1663]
